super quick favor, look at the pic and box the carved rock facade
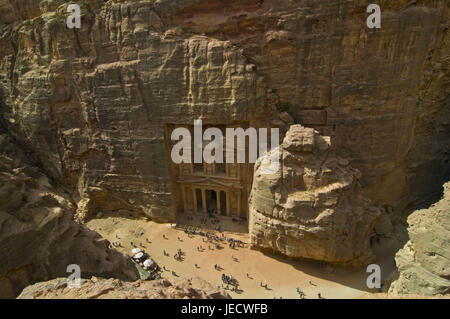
[0,0,448,223]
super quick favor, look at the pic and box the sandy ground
[86,213,381,299]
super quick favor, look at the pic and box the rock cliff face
[389,182,450,295]
[0,0,449,296]
[0,130,139,299]
[249,125,381,265]
[0,0,448,223]
[0,0,274,223]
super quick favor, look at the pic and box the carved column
[181,186,187,213]
[192,188,197,213]
[202,188,207,214]
[226,191,231,216]
[217,191,221,215]
[237,191,242,218]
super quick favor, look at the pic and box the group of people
[174,248,184,261]
[156,227,329,299]
[296,287,306,298]
[183,227,210,238]
[294,281,324,299]
[181,225,247,247]
[222,274,238,287]
[227,238,245,249]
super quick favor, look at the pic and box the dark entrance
[206,190,217,213]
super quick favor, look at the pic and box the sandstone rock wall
[0,129,139,299]
[1,0,275,222]
[164,0,450,213]
[0,1,448,225]
[249,125,381,266]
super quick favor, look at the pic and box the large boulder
[389,182,450,295]
[249,125,381,266]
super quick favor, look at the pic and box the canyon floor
[85,213,404,299]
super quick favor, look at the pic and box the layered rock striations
[0,0,448,223]
[389,182,450,295]
[249,125,381,266]
[162,0,450,213]
[0,131,139,299]
[0,0,273,222]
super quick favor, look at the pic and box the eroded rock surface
[0,0,449,297]
[249,125,382,266]
[17,276,230,299]
[0,0,448,222]
[389,182,450,295]
[0,132,139,299]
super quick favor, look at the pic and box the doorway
[206,190,217,213]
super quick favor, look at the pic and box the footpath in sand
[86,213,373,299]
